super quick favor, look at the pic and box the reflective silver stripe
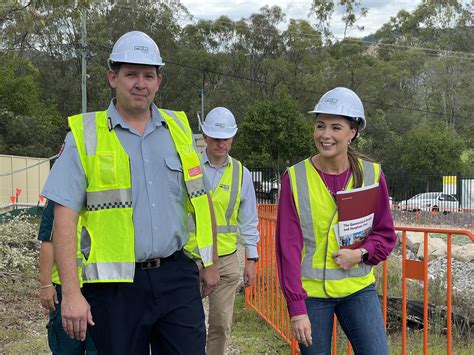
[82,262,135,281]
[186,178,207,198]
[304,264,372,280]
[164,109,185,132]
[224,158,240,229]
[199,245,213,266]
[217,225,238,233]
[82,112,97,155]
[77,258,83,267]
[86,188,132,211]
[362,160,375,186]
[293,161,317,275]
[296,158,376,280]
[188,214,196,233]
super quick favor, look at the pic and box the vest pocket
[97,153,116,187]
[164,156,184,198]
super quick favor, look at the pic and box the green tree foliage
[0,0,471,182]
[0,54,63,157]
[400,122,465,177]
[234,86,313,169]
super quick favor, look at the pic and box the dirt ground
[0,270,50,353]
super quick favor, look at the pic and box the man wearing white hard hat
[185,107,260,355]
[41,31,219,354]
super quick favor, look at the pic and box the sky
[179,0,423,38]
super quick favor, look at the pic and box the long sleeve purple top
[275,166,397,317]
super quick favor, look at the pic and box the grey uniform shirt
[42,100,192,261]
[202,150,259,258]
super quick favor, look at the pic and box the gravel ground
[427,256,474,294]
[394,244,474,295]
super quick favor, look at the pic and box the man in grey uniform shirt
[42,31,219,354]
[186,107,259,355]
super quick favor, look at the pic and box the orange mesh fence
[245,204,474,354]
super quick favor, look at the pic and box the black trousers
[82,252,205,355]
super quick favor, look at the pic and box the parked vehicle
[398,192,459,214]
[254,177,280,203]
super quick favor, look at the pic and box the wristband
[40,283,53,289]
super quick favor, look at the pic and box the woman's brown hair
[346,119,375,189]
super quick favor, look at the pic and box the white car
[399,192,459,214]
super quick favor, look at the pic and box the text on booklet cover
[335,183,379,249]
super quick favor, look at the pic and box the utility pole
[201,71,206,121]
[81,8,87,113]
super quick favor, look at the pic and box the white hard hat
[201,107,238,139]
[109,31,165,67]
[309,87,366,130]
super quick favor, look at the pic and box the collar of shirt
[106,99,166,131]
[202,150,231,169]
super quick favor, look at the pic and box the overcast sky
[179,0,423,38]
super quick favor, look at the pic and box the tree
[400,122,465,179]
[356,109,403,178]
[0,54,63,157]
[309,0,368,41]
[233,86,313,169]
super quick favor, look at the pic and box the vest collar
[107,99,166,130]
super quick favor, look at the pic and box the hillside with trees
[0,0,472,181]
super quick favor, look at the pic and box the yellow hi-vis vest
[185,157,242,258]
[69,109,214,283]
[51,220,85,286]
[288,158,381,298]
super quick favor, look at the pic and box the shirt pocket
[164,156,184,198]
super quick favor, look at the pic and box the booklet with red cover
[334,183,379,249]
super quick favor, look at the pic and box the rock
[417,238,447,259]
[452,244,474,262]
[406,232,426,252]
[451,245,462,254]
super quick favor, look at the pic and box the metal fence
[246,205,474,354]
[249,167,474,231]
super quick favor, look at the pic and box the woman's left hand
[332,249,361,270]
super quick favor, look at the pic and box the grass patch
[230,292,289,354]
[430,233,472,245]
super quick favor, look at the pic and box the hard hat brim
[108,59,165,67]
[202,126,237,139]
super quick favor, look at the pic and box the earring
[348,139,351,145]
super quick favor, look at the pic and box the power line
[186,15,474,61]
[165,59,474,121]
[1,33,472,120]
[2,3,472,60]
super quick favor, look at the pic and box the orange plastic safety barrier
[245,204,473,354]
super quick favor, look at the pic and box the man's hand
[243,259,257,287]
[39,285,58,311]
[332,249,361,271]
[291,314,312,347]
[201,263,220,297]
[61,292,94,341]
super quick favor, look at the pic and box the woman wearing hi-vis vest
[276,87,396,355]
